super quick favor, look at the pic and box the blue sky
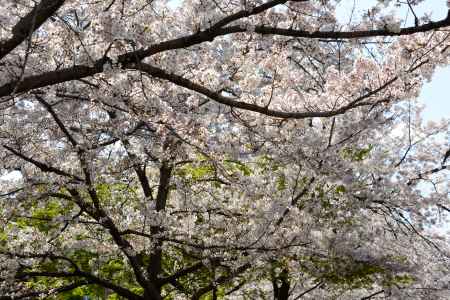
[169,0,450,121]
[420,67,450,121]
[336,0,450,122]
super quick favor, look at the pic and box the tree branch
[0,0,66,60]
[136,63,395,119]
[159,262,204,286]
[148,163,173,288]
[1,9,448,99]
[35,95,78,147]
[2,145,83,181]
[191,264,250,300]
[67,188,162,300]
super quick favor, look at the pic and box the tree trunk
[273,269,290,300]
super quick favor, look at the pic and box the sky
[412,2,450,122]
[335,0,450,231]
[419,66,450,121]
[170,0,450,122]
[336,0,450,122]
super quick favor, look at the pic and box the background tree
[1,0,450,299]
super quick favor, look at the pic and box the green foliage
[15,199,71,233]
[305,255,384,289]
[58,286,101,300]
[199,288,226,300]
[342,145,373,162]
[275,173,287,191]
[305,254,415,291]
[175,159,218,187]
[224,159,252,176]
[324,262,384,288]
[0,227,8,245]
[335,185,346,194]
[255,155,283,173]
[3,153,417,299]
[96,183,139,206]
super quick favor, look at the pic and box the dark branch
[0,0,66,60]
[360,290,385,300]
[136,63,395,119]
[1,10,449,99]
[191,264,250,300]
[3,145,83,181]
[35,95,78,146]
[159,262,204,286]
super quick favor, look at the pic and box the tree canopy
[1,0,450,299]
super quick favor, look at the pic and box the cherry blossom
[0,0,450,299]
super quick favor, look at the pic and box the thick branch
[136,63,394,119]
[121,138,153,199]
[407,165,448,185]
[16,270,142,300]
[0,65,100,97]
[128,10,450,62]
[208,0,302,30]
[0,0,66,60]
[1,10,448,99]
[67,189,162,300]
[148,163,173,287]
[241,12,450,39]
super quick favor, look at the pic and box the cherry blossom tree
[1,0,450,299]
